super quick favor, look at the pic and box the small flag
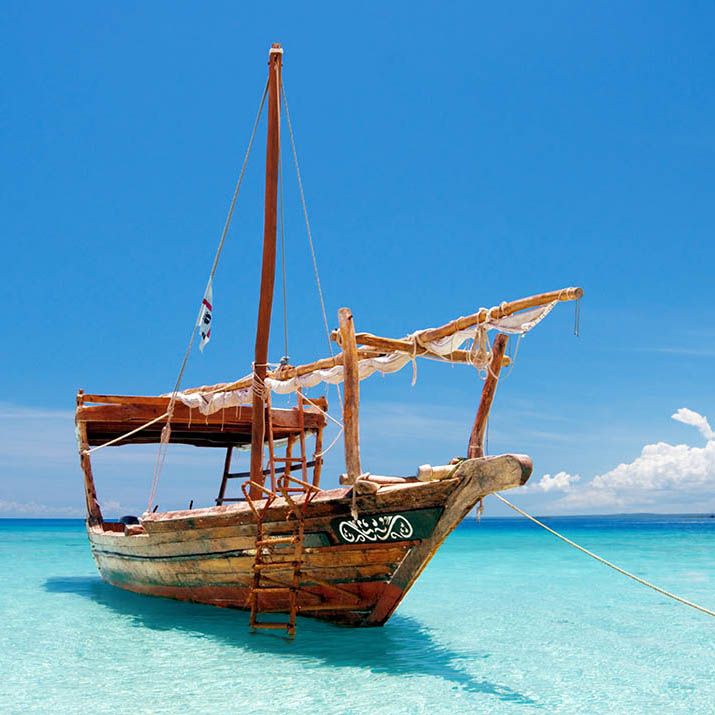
[198,284,213,352]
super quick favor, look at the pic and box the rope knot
[251,371,267,401]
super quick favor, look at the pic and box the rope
[281,83,343,411]
[251,372,268,402]
[316,427,344,458]
[83,411,169,454]
[493,493,715,618]
[298,393,345,457]
[278,139,289,363]
[147,80,269,513]
[300,393,344,429]
[205,78,270,309]
[500,334,522,380]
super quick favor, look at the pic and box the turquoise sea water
[1,515,714,713]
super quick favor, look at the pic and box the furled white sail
[173,302,557,416]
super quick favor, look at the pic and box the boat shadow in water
[45,576,538,707]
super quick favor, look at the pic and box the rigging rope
[83,412,170,455]
[147,80,270,512]
[278,138,289,363]
[281,83,343,411]
[493,492,715,618]
[299,394,345,458]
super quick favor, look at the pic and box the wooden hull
[88,454,531,627]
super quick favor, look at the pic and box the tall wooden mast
[250,43,283,495]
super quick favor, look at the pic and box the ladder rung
[273,456,306,463]
[254,562,299,570]
[298,603,360,612]
[253,586,293,593]
[226,460,316,480]
[256,537,297,546]
[252,622,291,630]
[256,546,298,566]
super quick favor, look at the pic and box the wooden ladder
[242,391,323,638]
[215,392,323,506]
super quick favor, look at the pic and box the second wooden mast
[250,43,283,496]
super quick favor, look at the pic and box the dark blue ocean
[1,515,714,713]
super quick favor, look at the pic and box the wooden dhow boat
[76,44,583,637]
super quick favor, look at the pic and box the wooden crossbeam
[331,287,583,353]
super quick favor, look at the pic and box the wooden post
[467,333,509,459]
[250,43,283,498]
[338,308,362,481]
[312,427,324,487]
[216,446,233,505]
[76,390,103,525]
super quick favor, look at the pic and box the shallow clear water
[1,515,714,713]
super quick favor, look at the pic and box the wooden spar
[331,286,583,351]
[75,391,103,525]
[250,43,283,497]
[419,287,582,344]
[338,308,362,481]
[467,333,509,458]
[179,347,507,398]
[330,331,512,365]
[130,285,573,413]
[180,349,383,396]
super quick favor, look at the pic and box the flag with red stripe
[198,284,213,352]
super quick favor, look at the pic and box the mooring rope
[493,492,715,618]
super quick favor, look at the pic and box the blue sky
[2,1,714,517]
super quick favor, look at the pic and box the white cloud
[550,488,634,511]
[0,500,84,517]
[591,440,715,491]
[541,408,715,513]
[101,500,131,517]
[523,471,581,492]
[671,407,715,441]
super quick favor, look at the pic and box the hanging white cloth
[172,301,557,415]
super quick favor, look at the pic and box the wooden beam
[338,308,362,481]
[174,331,517,403]
[179,348,383,397]
[75,391,103,525]
[327,334,511,367]
[76,402,326,431]
[312,427,324,488]
[215,446,233,505]
[105,288,578,411]
[420,287,582,343]
[82,394,173,406]
[331,287,583,351]
[467,333,509,458]
[250,44,283,497]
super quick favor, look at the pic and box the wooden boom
[179,350,509,398]
[173,287,579,402]
[332,287,583,352]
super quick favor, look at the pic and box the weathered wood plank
[77,403,325,430]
